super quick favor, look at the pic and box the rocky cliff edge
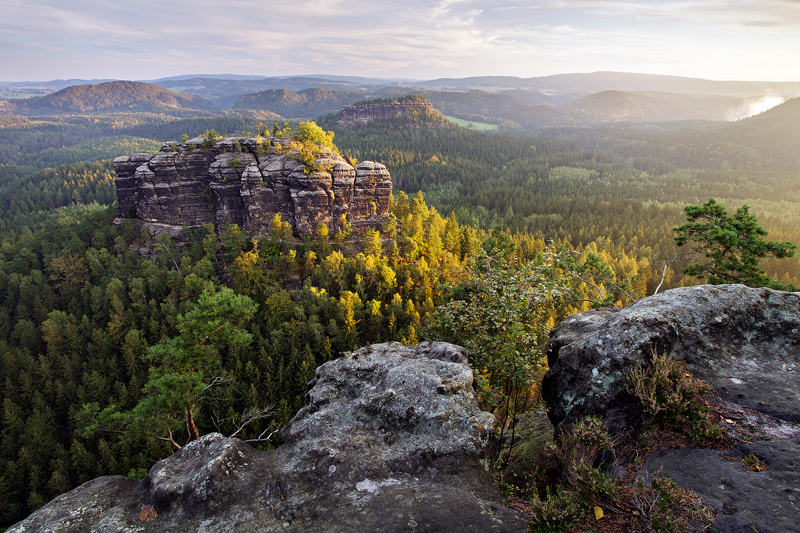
[9,342,526,533]
[542,284,800,533]
[114,136,392,239]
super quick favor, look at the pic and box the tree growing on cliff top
[673,198,796,290]
[294,121,338,153]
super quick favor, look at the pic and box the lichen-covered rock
[539,284,800,533]
[113,137,392,239]
[337,100,435,127]
[9,342,526,533]
[542,284,800,433]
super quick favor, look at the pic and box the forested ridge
[0,100,797,529]
[7,81,219,115]
[319,112,800,288]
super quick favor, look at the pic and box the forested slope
[0,102,797,529]
[8,82,218,115]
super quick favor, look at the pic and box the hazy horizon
[2,0,800,83]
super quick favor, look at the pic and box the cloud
[1,0,799,81]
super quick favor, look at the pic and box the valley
[0,73,798,531]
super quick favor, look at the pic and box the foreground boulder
[639,439,800,533]
[542,284,800,533]
[10,342,526,533]
[542,284,800,433]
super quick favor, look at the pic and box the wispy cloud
[1,0,799,81]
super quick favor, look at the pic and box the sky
[2,0,800,82]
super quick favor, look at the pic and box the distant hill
[716,97,800,170]
[560,91,744,122]
[155,77,386,108]
[233,88,366,117]
[10,81,218,115]
[411,90,597,128]
[336,95,449,128]
[419,72,800,98]
[496,89,570,106]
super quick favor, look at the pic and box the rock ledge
[10,342,526,533]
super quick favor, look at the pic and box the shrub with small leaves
[537,414,619,526]
[528,486,579,533]
[552,416,619,510]
[627,351,722,443]
[631,475,714,533]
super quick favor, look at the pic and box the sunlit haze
[2,0,800,82]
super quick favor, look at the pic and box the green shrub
[202,129,221,149]
[528,486,579,533]
[627,351,722,443]
[555,416,619,509]
[742,453,768,471]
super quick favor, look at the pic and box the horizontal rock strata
[114,136,392,239]
[337,100,434,127]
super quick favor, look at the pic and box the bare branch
[652,250,702,295]
[229,405,276,438]
[243,425,281,444]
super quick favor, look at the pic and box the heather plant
[528,486,579,533]
[627,351,722,443]
[550,415,619,509]
[631,475,714,533]
[530,416,618,530]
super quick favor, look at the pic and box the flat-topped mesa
[113,136,392,239]
[337,97,435,127]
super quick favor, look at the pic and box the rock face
[638,440,800,533]
[337,99,435,127]
[542,284,800,533]
[9,342,526,533]
[542,284,800,433]
[114,136,392,239]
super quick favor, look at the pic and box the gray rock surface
[114,137,392,239]
[9,342,526,533]
[542,284,800,533]
[542,284,800,433]
[639,439,800,533]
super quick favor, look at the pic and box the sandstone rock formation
[542,284,800,433]
[638,439,800,533]
[542,284,800,533]
[114,136,392,239]
[337,98,435,127]
[9,342,526,533]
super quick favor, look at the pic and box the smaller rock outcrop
[114,136,392,239]
[10,342,526,533]
[337,96,437,127]
[541,284,800,533]
[542,284,800,433]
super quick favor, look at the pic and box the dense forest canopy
[0,90,797,529]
